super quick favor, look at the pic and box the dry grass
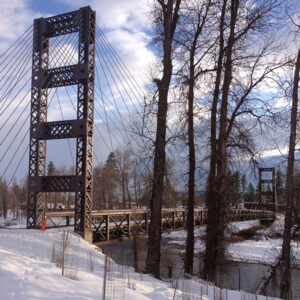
[238,225,266,239]
[225,225,267,243]
[225,236,245,243]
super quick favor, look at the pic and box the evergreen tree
[105,152,118,170]
[276,168,284,194]
[47,161,56,176]
[228,171,241,207]
[233,171,241,195]
[101,152,119,209]
[245,183,255,202]
[241,174,247,194]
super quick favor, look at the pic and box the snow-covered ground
[0,222,282,299]
[0,210,26,229]
[163,218,300,265]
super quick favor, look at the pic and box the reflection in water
[101,237,300,299]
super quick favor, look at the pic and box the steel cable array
[0,28,80,182]
[0,23,154,186]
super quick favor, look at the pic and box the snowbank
[0,227,282,300]
[163,219,300,265]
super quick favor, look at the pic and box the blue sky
[0,0,156,182]
[0,0,299,184]
[27,0,76,16]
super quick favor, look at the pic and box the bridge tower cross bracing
[26,6,96,242]
[258,167,277,211]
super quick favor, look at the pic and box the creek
[101,234,300,299]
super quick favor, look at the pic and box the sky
[0,0,299,185]
[0,0,157,182]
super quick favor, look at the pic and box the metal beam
[31,120,87,140]
[29,175,85,192]
[33,64,88,88]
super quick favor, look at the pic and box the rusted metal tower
[259,167,277,210]
[27,7,96,242]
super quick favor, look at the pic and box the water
[101,237,300,299]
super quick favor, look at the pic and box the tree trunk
[256,257,281,295]
[185,62,196,275]
[146,0,181,279]
[127,181,132,209]
[122,175,126,209]
[280,48,300,300]
[217,0,238,282]
[184,0,212,274]
[203,0,227,281]
[2,184,7,219]
[204,0,238,283]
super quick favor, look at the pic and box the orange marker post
[41,216,47,231]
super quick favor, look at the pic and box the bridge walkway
[44,208,275,244]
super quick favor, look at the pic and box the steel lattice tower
[27,6,95,242]
[259,167,277,211]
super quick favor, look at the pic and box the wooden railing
[45,208,275,244]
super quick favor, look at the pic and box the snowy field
[0,221,282,300]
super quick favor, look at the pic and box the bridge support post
[259,167,276,211]
[26,17,49,229]
[106,215,110,241]
[144,213,149,234]
[27,7,96,243]
[127,214,131,237]
[74,6,96,243]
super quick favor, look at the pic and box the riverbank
[0,223,282,300]
[162,217,300,266]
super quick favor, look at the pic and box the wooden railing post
[172,211,175,229]
[106,215,110,241]
[145,212,149,234]
[127,213,131,237]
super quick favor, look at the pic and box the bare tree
[203,0,284,282]
[146,0,181,278]
[280,48,300,300]
[115,149,131,209]
[0,178,8,219]
[203,0,227,281]
[175,0,214,275]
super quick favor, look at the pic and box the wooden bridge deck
[44,208,275,244]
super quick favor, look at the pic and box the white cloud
[102,28,155,85]
[59,0,151,31]
[58,0,155,86]
[0,0,37,42]
[0,0,156,180]
[260,147,289,158]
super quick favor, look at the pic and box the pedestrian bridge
[44,208,275,244]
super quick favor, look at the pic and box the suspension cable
[56,91,75,167]
[0,32,79,164]
[0,31,78,131]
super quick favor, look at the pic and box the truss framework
[27,6,96,242]
[44,208,275,244]
[258,167,277,210]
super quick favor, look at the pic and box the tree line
[1,153,270,218]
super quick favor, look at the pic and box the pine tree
[47,161,56,176]
[276,168,284,194]
[105,152,118,170]
[241,174,247,194]
[245,183,255,202]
